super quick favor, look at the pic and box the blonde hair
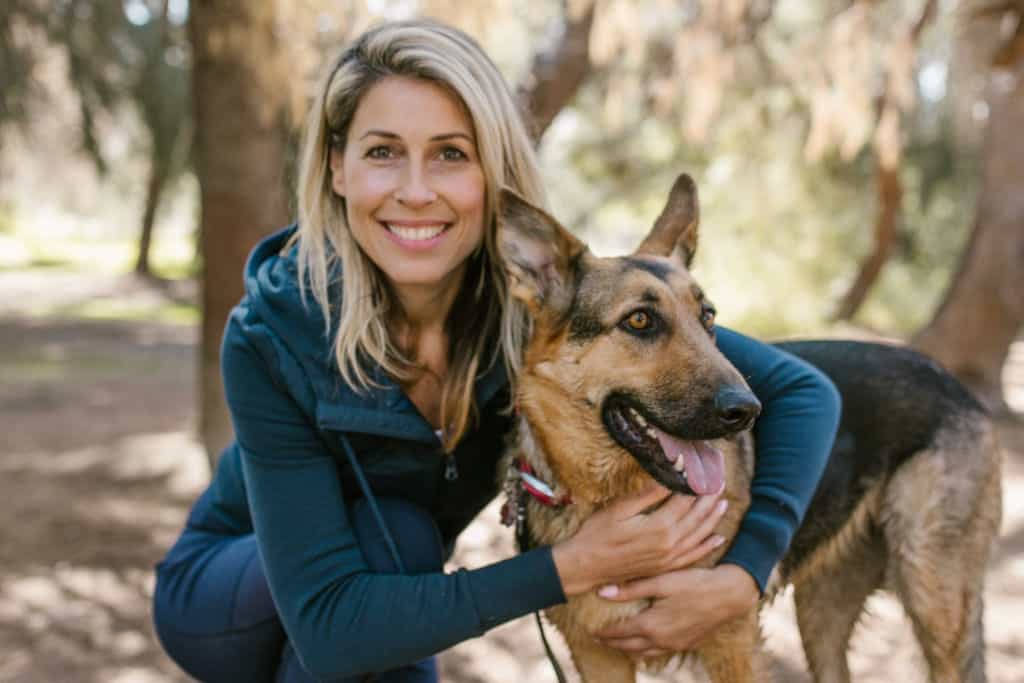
[293,19,546,452]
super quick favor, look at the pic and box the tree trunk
[188,1,291,467]
[913,49,1024,413]
[134,155,167,276]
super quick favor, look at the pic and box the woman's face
[330,76,487,302]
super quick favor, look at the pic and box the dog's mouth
[602,397,725,496]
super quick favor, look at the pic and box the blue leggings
[153,486,443,682]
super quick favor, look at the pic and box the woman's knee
[153,533,285,682]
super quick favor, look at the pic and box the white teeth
[673,456,686,472]
[386,223,447,241]
[627,407,648,427]
[645,426,658,439]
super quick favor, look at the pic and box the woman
[152,19,841,682]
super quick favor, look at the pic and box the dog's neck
[514,414,564,493]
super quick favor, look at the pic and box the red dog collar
[518,459,573,507]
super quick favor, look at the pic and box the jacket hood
[240,226,508,441]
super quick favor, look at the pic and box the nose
[715,386,761,432]
[395,164,437,207]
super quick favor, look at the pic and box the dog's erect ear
[635,174,699,266]
[498,189,586,315]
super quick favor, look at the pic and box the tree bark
[517,1,596,140]
[913,43,1024,413]
[188,1,291,466]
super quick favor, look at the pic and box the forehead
[349,76,474,139]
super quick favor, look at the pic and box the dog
[495,174,1002,683]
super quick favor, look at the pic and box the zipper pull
[444,452,459,481]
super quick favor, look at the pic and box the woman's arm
[223,304,566,679]
[715,326,842,591]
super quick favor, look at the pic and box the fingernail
[712,535,725,547]
[598,584,619,598]
[717,499,729,514]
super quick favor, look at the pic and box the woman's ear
[329,148,346,197]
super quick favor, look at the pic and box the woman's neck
[389,266,466,337]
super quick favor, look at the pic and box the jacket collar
[245,226,510,443]
[315,357,508,443]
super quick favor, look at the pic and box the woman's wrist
[551,538,595,597]
[715,563,760,613]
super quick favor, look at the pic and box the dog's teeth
[673,456,686,472]
[645,427,657,439]
[635,413,647,427]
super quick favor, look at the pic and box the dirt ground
[1,268,1022,683]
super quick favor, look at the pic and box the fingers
[670,530,726,569]
[598,574,664,602]
[670,497,728,557]
[612,481,673,519]
[649,492,719,545]
[597,636,654,654]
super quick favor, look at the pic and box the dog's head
[498,174,760,503]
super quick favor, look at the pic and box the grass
[1,222,197,278]
[2,228,200,326]
[51,299,200,325]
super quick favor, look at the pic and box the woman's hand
[551,484,728,597]
[593,564,760,657]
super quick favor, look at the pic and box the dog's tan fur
[496,175,1001,683]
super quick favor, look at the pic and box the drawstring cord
[338,433,406,575]
[341,433,566,683]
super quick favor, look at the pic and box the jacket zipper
[444,452,459,481]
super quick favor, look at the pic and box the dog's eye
[700,303,716,331]
[621,309,657,334]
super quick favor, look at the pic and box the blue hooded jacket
[209,226,840,679]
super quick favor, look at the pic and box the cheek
[446,169,486,217]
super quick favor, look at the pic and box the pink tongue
[654,430,726,495]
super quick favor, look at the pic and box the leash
[503,458,571,683]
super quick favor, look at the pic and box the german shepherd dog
[496,175,1002,683]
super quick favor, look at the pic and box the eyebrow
[358,130,474,143]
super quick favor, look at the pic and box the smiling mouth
[602,396,725,496]
[382,222,451,241]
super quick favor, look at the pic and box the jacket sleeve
[221,306,565,680]
[714,326,841,593]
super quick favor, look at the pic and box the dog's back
[776,340,1001,683]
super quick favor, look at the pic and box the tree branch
[516,0,596,141]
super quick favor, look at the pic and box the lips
[603,399,726,496]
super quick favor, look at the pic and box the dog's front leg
[567,639,637,683]
[695,608,768,683]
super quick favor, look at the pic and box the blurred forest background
[1,0,1022,682]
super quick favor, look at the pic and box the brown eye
[700,303,716,330]
[626,311,652,331]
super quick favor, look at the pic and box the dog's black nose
[715,386,761,431]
